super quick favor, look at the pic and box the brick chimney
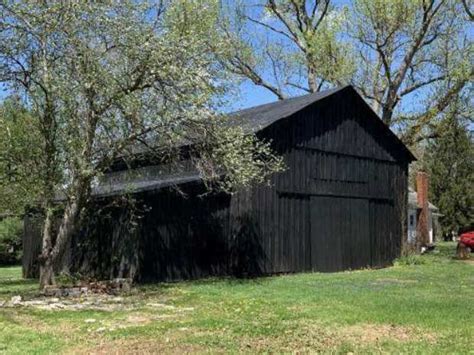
[416,171,430,246]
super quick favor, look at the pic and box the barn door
[310,196,370,272]
[369,200,398,268]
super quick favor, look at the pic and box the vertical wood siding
[23,91,409,280]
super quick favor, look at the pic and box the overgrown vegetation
[0,217,22,265]
[0,242,472,354]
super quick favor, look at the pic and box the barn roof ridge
[96,85,415,197]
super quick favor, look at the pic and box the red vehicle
[459,230,474,252]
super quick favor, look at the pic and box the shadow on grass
[137,275,274,294]
[0,278,38,298]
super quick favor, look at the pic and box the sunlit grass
[0,242,472,353]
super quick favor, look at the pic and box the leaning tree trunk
[38,196,82,289]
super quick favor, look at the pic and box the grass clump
[394,253,427,266]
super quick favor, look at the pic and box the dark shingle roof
[93,85,414,197]
[94,172,200,198]
[227,86,345,133]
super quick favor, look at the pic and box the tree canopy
[424,103,473,235]
[219,0,473,141]
[0,99,42,215]
[0,0,283,287]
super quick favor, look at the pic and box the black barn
[23,86,415,281]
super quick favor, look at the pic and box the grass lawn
[0,242,473,354]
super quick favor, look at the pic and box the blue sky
[2,0,471,121]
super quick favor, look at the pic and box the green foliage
[196,126,285,192]
[0,1,282,203]
[219,0,354,98]
[394,253,427,266]
[0,217,23,265]
[424,109,474,235]
[0,100,42,215]
[0,1,283,284]
[351,0,473,126]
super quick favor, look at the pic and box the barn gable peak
[229,85,415,162]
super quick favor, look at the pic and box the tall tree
[0,99,42,215]
[221,0,472,141]
[219,0,354,99]
[424,104,473,235]
[0,1,283,288]
[351,0,473,130]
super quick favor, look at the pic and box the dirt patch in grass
[71,340,204,354]
[69,332,210,354]
[341,323,436,344]
[238,322,437,352]
[239,323,338,352]
[3,311,77,335]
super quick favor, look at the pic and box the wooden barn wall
[23,91,409,280]
[59,185,233,282]
[232,91,409,273]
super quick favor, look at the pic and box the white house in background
[407,188,439,244]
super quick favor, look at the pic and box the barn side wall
[23,92,409,280]
[233,91,409,273]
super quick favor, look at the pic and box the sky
[1,0,471,122]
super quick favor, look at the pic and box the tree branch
[400,75,445,96]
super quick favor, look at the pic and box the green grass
[0,242,473,354]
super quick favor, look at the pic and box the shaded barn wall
[232,90,408,273]
[62,185,233,282]
[23,91,409,280]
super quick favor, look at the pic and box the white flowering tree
[0,1,283,288]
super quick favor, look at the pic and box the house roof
[408,189,438,211]
[122,86,346,157]
[94,85,415,197]
[94,172,201,198]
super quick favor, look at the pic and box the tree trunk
[39,207,55,288]
[38,190,83,289]
[39,257,55,288]
[381,97,397,125]
[307,64,318,93]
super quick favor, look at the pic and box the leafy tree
[0,1,283,288]
[424,105,473,235]
[0,217,23,265]
[219,0,354,99]
[0,99,42,215]
[220,0,472,141]
[351,0,472,127]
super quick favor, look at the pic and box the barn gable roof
[227,86,344,133]
[94,85,415,197]
[229,85,415,161]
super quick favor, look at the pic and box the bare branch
[400,75,445,96]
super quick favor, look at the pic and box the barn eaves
[94,85,415,198]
